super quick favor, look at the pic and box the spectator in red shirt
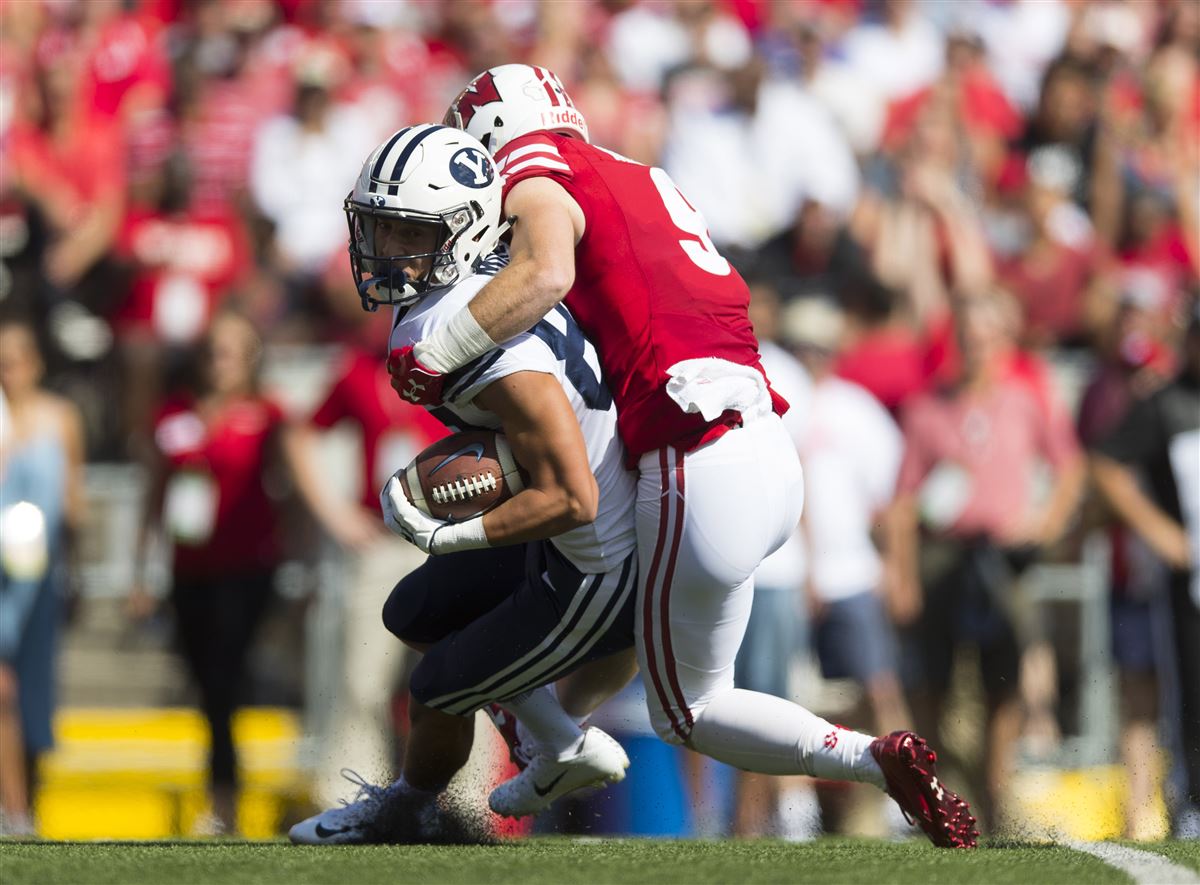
[880,31,1022,188]
[850,91,993,329]
[833,276,931,416]
[129,310,290,835]
[1094,39,1199,284]
[72,0,171,126]
[5,33,125,323]
[170,12,276,220]
[113,151,254,459]
[885,292,1085,833]
[994,145,1110,349]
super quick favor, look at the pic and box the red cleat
[869,731,979,848]
[485,703,532,772]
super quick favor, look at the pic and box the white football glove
[380,473,442,553]
[380,471,491,555]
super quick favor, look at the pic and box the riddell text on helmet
[541,109,586,130]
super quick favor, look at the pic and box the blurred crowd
[0,0,1197,842]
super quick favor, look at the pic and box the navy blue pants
[383,541,636,716]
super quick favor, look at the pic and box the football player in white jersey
[290,126,640,845]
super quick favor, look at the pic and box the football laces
[430,472,499,505]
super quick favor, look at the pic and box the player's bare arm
[380,365,602,555]
[411,178,585,377]
[473,369,599,544]
[464,178,585,348]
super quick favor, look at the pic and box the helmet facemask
[345,201,482,312]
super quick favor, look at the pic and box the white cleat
[289,769,399,845]
[488,726,629,819]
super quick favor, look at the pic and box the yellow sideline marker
[34,707,308,839]
[1009,765,1169,841]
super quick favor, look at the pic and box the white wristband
[414,307,498,374]
[430,516,490,554]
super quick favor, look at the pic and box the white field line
[1064,839,1200,884]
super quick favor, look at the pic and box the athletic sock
[687,689,886,788]
[505,686,585,759]
[551,684,589,728]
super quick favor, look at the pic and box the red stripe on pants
[641,448,688,741]
[657,447,693,733]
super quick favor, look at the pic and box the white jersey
[391,269,637,574]
[800,375,902,600]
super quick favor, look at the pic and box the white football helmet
[345,124,508,311]
[443,64,589,154]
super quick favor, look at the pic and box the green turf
[0,838,1138,885]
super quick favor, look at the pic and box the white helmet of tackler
[443,64,589,154]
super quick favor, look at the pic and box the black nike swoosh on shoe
[314,822,354,839]
[532,771,568,797]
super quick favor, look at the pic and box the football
[400,429,525,522]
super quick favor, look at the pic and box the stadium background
[0,0,1197,846]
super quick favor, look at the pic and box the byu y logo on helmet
[450,148,494,188]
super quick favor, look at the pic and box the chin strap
[357,275,422,313]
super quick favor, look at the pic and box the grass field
[4,838,1199,885]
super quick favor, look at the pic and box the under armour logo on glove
[388,346,445,406]
[402,378,426,403]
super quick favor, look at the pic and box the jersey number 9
[649,167,731,277]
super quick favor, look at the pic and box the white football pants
[636,412,804,742]
[635,413,883,785]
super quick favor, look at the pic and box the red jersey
[7,113,124,223]
[81,12,170,120]
[113,208,252,340]
[153,395,285,578]
[835,325,930,416]
[310,349,448,512]
[495,133,786,459]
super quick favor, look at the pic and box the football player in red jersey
[387,65,977,847]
